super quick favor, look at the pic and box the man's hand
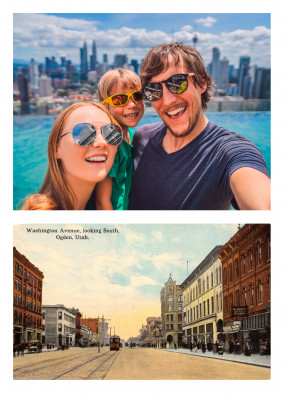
[230,167,271,210]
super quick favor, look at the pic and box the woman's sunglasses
[143,73,195,102]
[58,123,123,146]
[103,90,144,107]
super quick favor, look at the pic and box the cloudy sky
[14,224,240,341]
[13,13,270,68]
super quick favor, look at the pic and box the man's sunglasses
[143,73,195,102]
[58,123,123,146]
[103,90,144,107]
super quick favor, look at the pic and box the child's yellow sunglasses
[103,90,144,107]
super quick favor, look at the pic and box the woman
[22,102,122,210]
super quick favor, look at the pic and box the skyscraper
[80,41,88,80]
[238,56,250,97]
[29,58,39,95]
[17,69,30,114]
[211,47,220,88]
[90,40,97,71]
[114,54,128,68]
[103,53,108,63]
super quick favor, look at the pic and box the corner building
[160,275,183,347]
[182,246,223,346]
[219,224,271,353]
[13,247,44,345]
[42,305,77,347]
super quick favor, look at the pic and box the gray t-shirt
[130,121,269,210]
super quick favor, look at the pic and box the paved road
[13,347,270,380]
[105,348,270,380]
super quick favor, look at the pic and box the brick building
[219,224,271,353]
[13,247,44,345]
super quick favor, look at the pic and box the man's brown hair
[140,42,215,109]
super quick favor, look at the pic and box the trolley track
[53,350,120,380]
[13,348,113,379]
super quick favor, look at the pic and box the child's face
[108,82,144,134]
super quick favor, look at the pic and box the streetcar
[110,335,120,350]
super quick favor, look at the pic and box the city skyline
[14,224,240,340]
[13,13,270,68]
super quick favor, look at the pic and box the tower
[80,41,88,80]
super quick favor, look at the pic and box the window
[207,275,209,291]
[207,299,210,315]
[202,279,205,293]
[219,267,222,283]
[223,268,227,286]
[257,243,262,266]
[178,294,183,302]
[168,305,174,311]
[243,288,246,306]
[58,311,62,319]
[178,303,182,311]
[249,250,253,271]
[43,312,46,319]
[203,301,206,316]
[18,295,22,305]
[242,255,246,275]
[19,266,23,276]
[199,303,202,317]
[229,264,232,282]
[258,281,263,303]
[219,293,222,310]
[190,289,192,302]
[250,284,254,306]
[211,296,214,313]
[27,300,32,309]
[211,272,214,287]
[58,323,62,332]
[14,294,17,305]
[15,262,19,273]
[235,290,240,306]
[196,305,198,319]
[215,269,218,285]
[178,314,182,322]
[235,259,239,278]
[168,294,174,303]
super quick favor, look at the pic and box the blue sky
[13,13,270,68]
[14,224,240,340]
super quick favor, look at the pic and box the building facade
[13,247,44,345]
[219,224,271,353]
[42,305,77,347]
[143,317,162,347]
[160,275,183,347]
[182,246,223,347]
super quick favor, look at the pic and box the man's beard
[166,107,201,138]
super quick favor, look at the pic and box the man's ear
[200,77,207,94]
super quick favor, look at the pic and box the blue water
[13,112,271,210]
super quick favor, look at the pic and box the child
[95,68,144,210]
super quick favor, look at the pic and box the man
[130,43,270,210]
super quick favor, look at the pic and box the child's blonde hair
[97,68,141,102]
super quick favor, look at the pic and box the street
[13,347,270,380]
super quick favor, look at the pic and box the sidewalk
[160,347,271,368]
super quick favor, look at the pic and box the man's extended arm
[230,167,271,210]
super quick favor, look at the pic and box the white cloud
[130,275,158,287]
[195,16,217,27]
[153,231,163,241]
[180,25,193,32]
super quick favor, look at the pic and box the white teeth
[86,156,106,162]
[125,113,138,118]
[167,107,186,116]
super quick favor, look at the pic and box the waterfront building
[211,47,220,89]
[182,246,223,347]
[238,56,250,96]
[254,68,271,99]
[130,59,139,74]
[218,58,229,91]
[80,41,88,80]
[42,305,77,347]
[114,54,128,68]
[90,40,97,71]
[219,224,271,354]
[13,247,44,345]
[29,58,39,95]
[17,70,30,114]
[103,53,108,63]
[160,275,183,347]
[38,75,53,97]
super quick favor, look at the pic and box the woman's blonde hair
[22,101,119,210]
[97,68,141,102]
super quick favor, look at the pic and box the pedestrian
[130,42,270,210]
[202,342,206,353]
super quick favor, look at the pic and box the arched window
[258,280,263,303]
[202,279,205,293]
[215,269,218,284]
[257,242,262,266]
[58,323,62,332]
[243,288,246,306]
[207,275,209,290]
[211,272,214,287]
[223,268,227,286]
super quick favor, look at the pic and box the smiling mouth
[124,112,139,119]
[85,156,107,163]
[166,107,186,119]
